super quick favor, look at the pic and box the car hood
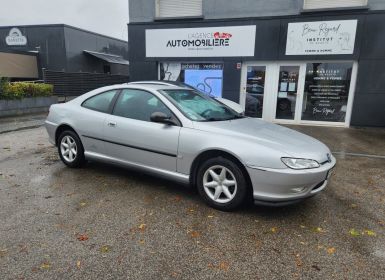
[193,117,331,162]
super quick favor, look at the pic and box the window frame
[111,88,182,126]
[81,89,121,114]
[300,0,368,12]
[155,0,203,20]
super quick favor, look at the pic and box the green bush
[0,81,54,100]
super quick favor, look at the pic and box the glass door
[275,66,299,120]
[240,63,274,120]
[273,65,305,122]
[244,65,266,118]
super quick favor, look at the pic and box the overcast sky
[0,0,129,41]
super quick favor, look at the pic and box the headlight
[281,157,320,169]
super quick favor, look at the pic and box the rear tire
[197,156,248,211]
[58,130,85,168]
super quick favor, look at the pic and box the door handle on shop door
[107,121,117,127]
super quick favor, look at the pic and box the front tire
[197,157,248,211]
[58,130,85,168]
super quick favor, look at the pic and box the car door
[103,88,181,172]
[76,89,119,155]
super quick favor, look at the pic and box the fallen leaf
[349,229,360,237]
[77,234,89,241]
[40,262,51,270]
[314,227,325,233]
[218,261,230,271]
[207,215,214,218]
[351,203,357,208]
[270,227,278,233]
[79,201,87,207]
[327,247,336,254]
[190,231,200,238]
[295,253,302,267]
[138,224,146,231]
[76,260,81,269]
[363,230,376,236]
[100,245,111,253]
[139,239,145,244]
[0,249,8,257]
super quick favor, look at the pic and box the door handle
[107,121,117,127]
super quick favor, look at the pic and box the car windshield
[160,89,243,121]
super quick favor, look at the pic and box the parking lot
[0,125,384,279]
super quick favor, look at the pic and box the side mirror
[150,112,178,126]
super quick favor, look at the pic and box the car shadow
[80,160,314,219]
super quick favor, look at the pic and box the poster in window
[160,62,223,97]
[301,62,353,122]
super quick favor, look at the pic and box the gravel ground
[0,125,384,280]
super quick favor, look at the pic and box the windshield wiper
[205,117,224,122]
[204,115,245,122]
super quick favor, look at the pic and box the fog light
[291,187,306,193]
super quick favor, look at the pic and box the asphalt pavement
[0,113,47,134]
[0,124,384,279]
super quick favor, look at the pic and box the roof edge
[0,23,128,43]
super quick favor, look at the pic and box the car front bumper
[246,156,336,206]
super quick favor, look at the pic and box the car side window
[82,90,117,113]
[113,89,172,122]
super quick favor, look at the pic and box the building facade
[0,24,129,95]
[128,0,385,127]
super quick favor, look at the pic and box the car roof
[123,82,189,91]
[127,80,192,88]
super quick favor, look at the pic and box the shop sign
[146,26,256,57]
[5,28,27,46]
[286,20,357,55]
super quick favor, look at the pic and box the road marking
[333,151,385,159]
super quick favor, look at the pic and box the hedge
[0,80,54,100]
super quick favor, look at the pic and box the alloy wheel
[203,165,237,204]
[60,135,77,162]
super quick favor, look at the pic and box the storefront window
[301,62,353,122]
[275,66,300,120]
[245,66,265,118]
[160,62,223,98]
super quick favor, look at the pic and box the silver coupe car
[45,83,336,211]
